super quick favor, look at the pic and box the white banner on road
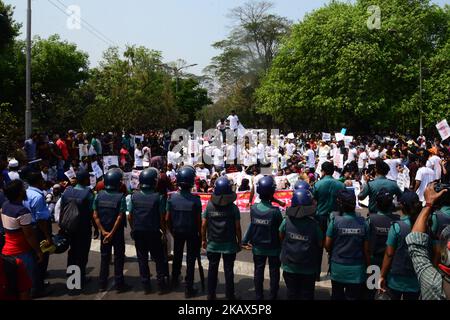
[436,119,450,141]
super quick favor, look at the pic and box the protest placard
[130,170,142,190]
[436,119,450,141]
[91,161,103,178]
[322,133,331,141]
[64,168,76,180]
[89,173,97,189]
[103,156,119,172]
[344,136,354,147]
[335,133,345,142]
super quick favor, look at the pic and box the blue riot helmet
[291,189,313,207]
[104,168,123,191]
[214,177,233,196]
[257,176,276,201]
[176,166,196,189]
[294,180,311,191]
[139,167,159,190]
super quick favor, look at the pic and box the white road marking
[90,240,332,289]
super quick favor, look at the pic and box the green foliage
[0,103,20,155]
[256,0,450,134]
[82,46,180,132]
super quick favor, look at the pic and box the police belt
[286,205,316,219]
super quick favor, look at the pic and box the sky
[7,0,450,75]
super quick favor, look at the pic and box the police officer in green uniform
[312,161,345,279]
[93,168,130,293]
[202,176,242,300]
[128,168,170,294]
[279,189,323,300]
[359,159,403,214]
[242,175,282,300]
[61,169,95,288]
[379,191,421,300]
[166,166,202,298]
[325,189,370,300]
[366,188,400,299]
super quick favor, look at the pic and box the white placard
[130,170,142,190]
[334,154,344,169]
[322,133,331,141]
[64,168,76,180]
[103,156,119,172]
[286,173,299,187]
[344,136,354,147]
[91,161,103,178]
[332,171,341,180]
[436,119,450,141]
[89,173,97,189]
[335,133,345,142]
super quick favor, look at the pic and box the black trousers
[253,255,280,300]
[172,233,199,290]
[99,228,125,287]
[67,228,92,284]
[207,252,236,298]
[389,288,420,300]
[34,222,51,292]
[283,271,316,300]
[133,230,169,285]
[331,280,364,300]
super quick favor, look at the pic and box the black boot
[185,287,198,299]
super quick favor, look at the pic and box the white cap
[287,133,295,140]
[8,159,19,168]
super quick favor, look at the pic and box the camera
[434,183,450,206]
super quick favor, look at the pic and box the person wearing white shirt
[303,144,316,170]
[285,141,296,157]
[414,158,435,203]
[227,110,240,131]
[357,147,368,172]
[384,156,402,181]
[167,143,182,167]
[142,144,151,168]
[347,146,357,163]
[225,142,237,165]
[368,144,380,165]
[134,144,144,169]
[212,146,224,171]
[7,160,21,181]
[426,154,442,181]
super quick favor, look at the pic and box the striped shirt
[406,232,446,300]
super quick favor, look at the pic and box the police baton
[197,253,205,292]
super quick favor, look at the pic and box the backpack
[59,199,81,235]
[1,255,18,298]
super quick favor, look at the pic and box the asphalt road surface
[38,208,371,301]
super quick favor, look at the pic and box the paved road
[38,208,371,300]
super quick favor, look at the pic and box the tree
[256,0,450,133]
[0,1,20,49]
[0,103,20,156]
[203,0,291,128]
[174,77,211,127]
[82,46,180,132]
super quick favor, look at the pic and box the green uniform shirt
[202,203,240,254]
[385,216,420,293]
[242,201,282,257]
[279,216,323,275]
[326,212,369,284]
[358,176,402,213]
[312,176,345,216]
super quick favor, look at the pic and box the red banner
[194,191,293,212]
